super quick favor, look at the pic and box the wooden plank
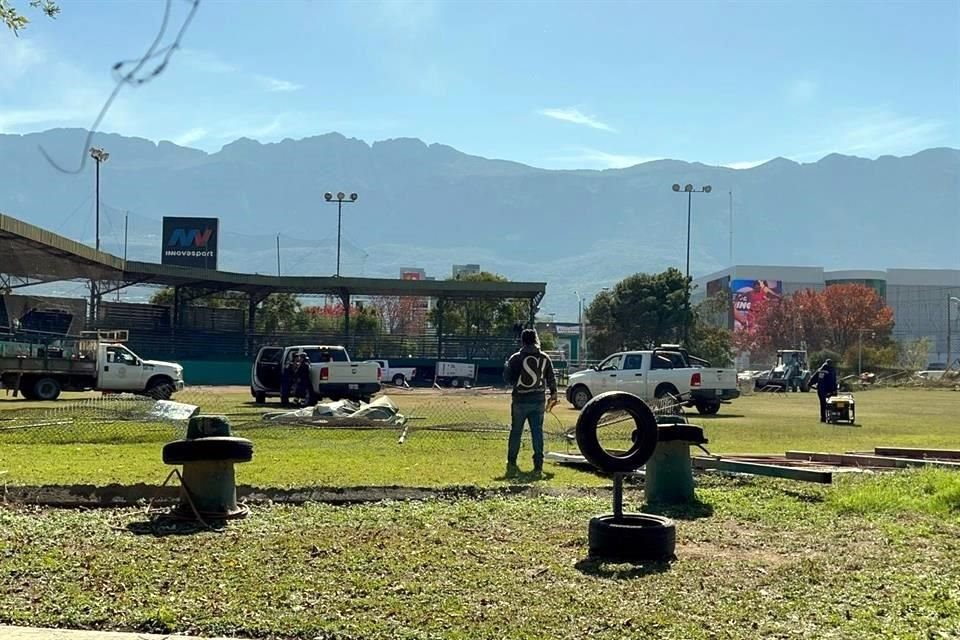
[874,447,960,461]
[692,456,833,484]
[787,451,960,470]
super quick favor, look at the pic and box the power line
[38,0,201,174]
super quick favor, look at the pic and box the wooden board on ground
[787,450,960,470]
[873,447,960,461]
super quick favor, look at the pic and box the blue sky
[2,0,958,169]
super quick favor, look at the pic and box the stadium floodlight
[670,182,714,342]
[324,190,360,277]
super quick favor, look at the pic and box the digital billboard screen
[731,279,782,332]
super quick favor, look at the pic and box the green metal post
[645,440,696,504]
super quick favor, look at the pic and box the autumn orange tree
[735,284,894,364]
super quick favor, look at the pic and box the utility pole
[88,147,109,325]
[276,234,281,276]
[671,183,712,343]
[728,190,734,266]
[948,296,960,371]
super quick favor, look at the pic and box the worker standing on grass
[503,328,558,478]
[281,352,298,406]
[296,353,313,406]
[809,359,838,422]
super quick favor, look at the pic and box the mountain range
[1,128,958,320]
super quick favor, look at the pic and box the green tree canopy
[429,272,530,338]
[585,268,690,358]
[2,0,59,35]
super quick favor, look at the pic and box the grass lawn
[0,387,957,488]
[0,472,958,639]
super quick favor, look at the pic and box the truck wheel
[392,374,406,386]
[145,377,174,400]
[451,378,461,388]
[33,377,61,401]
[571,385,592,410]
[654,384,679,400]
[254,391,266,404]
[695,401,721,415]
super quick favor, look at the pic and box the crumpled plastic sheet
[261,395,407,427]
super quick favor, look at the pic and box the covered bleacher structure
[0,213,546,383]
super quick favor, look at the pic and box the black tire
[163,437,254,464]
[18,380,37,401]
[392,374,406,386]
[695,401,721,415]
[588,513,676,562]
[33,377,61,401]
[145,377,174,400]
[575,391,659,473]
[451,378,461,388]
[654,384,679,400]
[254,391,266,404]
[570,385,592,410]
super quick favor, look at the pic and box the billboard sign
[731,279,782,332]
[162,217,219,269]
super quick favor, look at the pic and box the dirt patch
[2,483,606,508]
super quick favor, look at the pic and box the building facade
[693,266,960,365]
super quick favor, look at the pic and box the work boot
[505,463,520,478]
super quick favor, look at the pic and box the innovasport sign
[731,279,783,332]
[161,217,219,269]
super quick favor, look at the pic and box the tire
[162,437,254,464]
[695,401,721,415]
[575,391,659,473]
[254,391,266,404]
[588,513,676,562]
[32,377,61,401]
[451,378,461,388]
[654,384,679,400]
[570,385,592,410]
[145,377,174,400]
[392,374,406,386]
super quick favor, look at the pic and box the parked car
[371,360,417,386]
[565,345,739,414]
[251,345,382,404]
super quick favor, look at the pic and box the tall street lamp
[324,191,358,277]
[672,182,712,341]
[89,147,110,252]
[857,328,876,376]
[947,296,960,370]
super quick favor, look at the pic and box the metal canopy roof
[0,213,545,300]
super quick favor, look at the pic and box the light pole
[672,182,712,342]
[857,328,876,376]
[89,147,109,252]
[88,147,109,324]
[947,296,960,370]
[323,191,358,277]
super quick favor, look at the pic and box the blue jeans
[508,400,545,468]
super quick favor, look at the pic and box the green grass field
[0,387,956,488]
[0,386,959,638]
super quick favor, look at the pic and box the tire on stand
[588,513,676,561]
[575,391,658,474]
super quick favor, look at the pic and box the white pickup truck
[565,346,739,414]
[251,345,382,404]
[370,360,417,386]
[0,331,184,401]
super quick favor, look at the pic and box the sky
[1,0,958,170]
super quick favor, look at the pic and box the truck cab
[566,346,739,414]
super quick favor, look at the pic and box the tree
[687,294,734,367]
[2,0,59,35]
[737,284,893,361]
[539,331,557,351]
[370,296,426,335]
[898,337,932,371]
[148,288,306,334]
[585,268,689,358]
[428,272,529,338]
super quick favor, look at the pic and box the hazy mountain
[1,129,958,320]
